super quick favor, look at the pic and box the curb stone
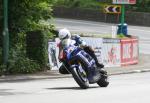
[0,54,150,82]
[0,69,150,83]
[109,69,150,76]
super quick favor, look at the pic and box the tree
[0,0,54,74]
[8,0,53,47]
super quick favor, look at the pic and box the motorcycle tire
[71,65,89,89]
[97,72,109,87]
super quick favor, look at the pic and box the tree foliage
[129,0,150,12]
[0,0,54,74]
[8,0,53,47]
[53,0,150,12]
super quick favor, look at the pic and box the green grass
[74,33,127,38]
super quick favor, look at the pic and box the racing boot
[88,67,100,83]
[99,68,107,75]
[96,63,107,75]
[96,63,104,68]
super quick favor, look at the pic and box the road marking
[0,96,4,98]
[56,27,109,34]
[128,28,150,33]
[56,18,150,33]
[56,18,113,27]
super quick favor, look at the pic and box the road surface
[52,18,150,54]
[0,72,150,103]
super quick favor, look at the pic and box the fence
[48,37,139,69]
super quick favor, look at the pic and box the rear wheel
[71,63,89,89]
[97,71,109,87]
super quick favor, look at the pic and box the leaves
[0,0,54,75]
[54,0,150,12]
[9,0,52,32]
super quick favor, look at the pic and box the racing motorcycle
[59,39,109,89]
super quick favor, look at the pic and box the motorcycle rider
[58,28,105,75]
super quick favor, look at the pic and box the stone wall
[53,7,150,27]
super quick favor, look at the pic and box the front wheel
[71,65,89,89]
[97,71,109,87]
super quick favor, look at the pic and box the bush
[0,48,5,75]
[7,48,41,74]
[0,48,2,64]
[117,34,126,38]
[0,1,56,75]
[8,0,53,48]
[26,29,49,68]
[0,65,7,76]
[0,46,41,75]
[8,57,40,74]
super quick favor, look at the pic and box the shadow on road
[46,86,99,90]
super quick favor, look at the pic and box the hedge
[26,30,49,69]
[0,0,54,75]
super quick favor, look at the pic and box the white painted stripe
[56,18,150,34]
[56,18,112,27]
[128,28,150,33]
[0,96,4,98]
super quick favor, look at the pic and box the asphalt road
[52,18,150,54]
[0,72,150,103]
[1,18,149,103]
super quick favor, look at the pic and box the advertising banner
[121,38,139,66]
[48,41,58,69]
[48,38,61,70]
[49,37,103,69]
[102,38,121,67]
[48,37,139,69]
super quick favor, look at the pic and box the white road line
[128,28,150,33]
[56,18,150,33]
[56,18,113,27]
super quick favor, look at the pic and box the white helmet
[58,28,71,40]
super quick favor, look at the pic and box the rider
[58,28,105,74]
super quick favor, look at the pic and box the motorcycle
[59,39,109,89]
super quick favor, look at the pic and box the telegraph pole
[2,0,9,65]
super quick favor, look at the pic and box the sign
[48,41,58,69]
[104,5,121,14]
[102,38,121,67]
[112,26,117,38]
[48,38,60,70]
[113,0,136,4]
[121,38,138,66]
[52,37,103,69]
[82,37,103,63]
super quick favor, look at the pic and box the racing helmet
[58,28,71,40]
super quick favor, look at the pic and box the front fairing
[61,38,96,68]
[64,45,80,60]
